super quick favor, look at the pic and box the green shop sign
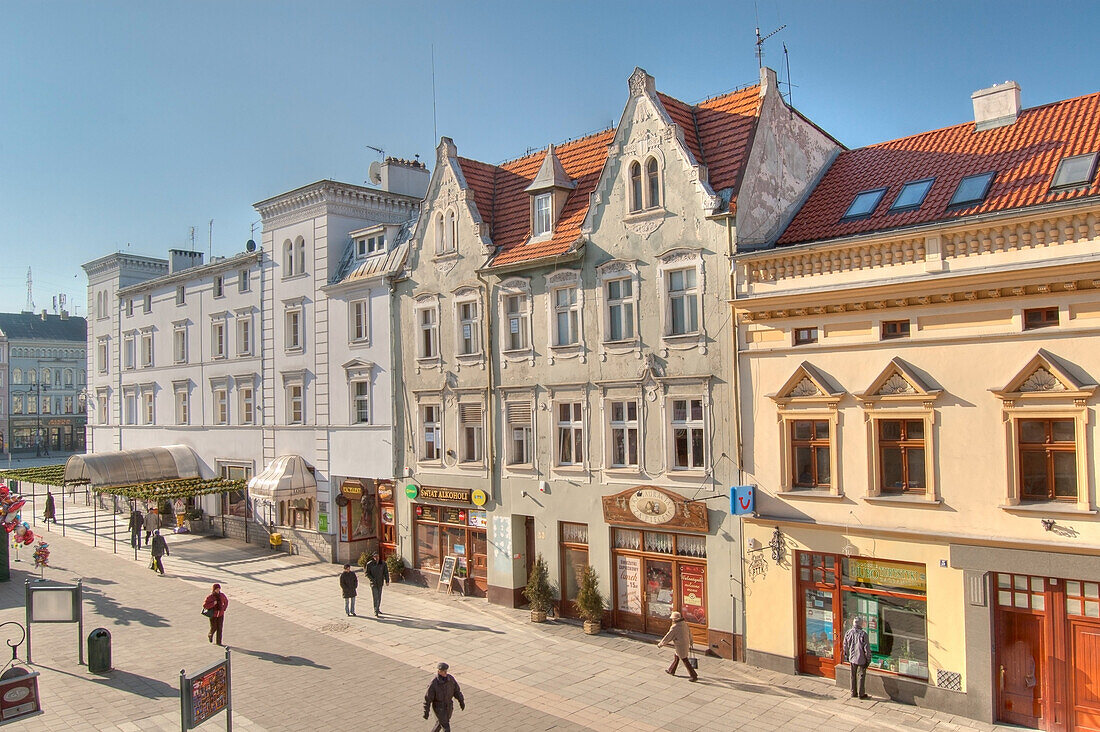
[405,484,419,499]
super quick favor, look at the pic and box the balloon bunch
[32,541,49,569]
[0,483,33,545]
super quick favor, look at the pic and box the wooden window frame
[1017,417,1078,502]
[790,419,832,489]
[1023,307,1059,331]
[876,418,926,495]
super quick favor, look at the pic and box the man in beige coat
[657,611,698,681]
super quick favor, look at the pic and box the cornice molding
[255,181,419,228]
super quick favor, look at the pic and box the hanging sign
[404,484,419,500]
[730,485,754,515]
[471,489,487,507]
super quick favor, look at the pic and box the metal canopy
[63,445,202,489]
[247,455,316,501]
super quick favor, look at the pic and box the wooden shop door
[996,608,1044,729]
[1069,620,1100,732]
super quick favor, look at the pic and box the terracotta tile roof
[657,92,703,162]
[779,91,1100,246]
[695,87,764,193]
[456,157,498,232]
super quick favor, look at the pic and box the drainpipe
[727,213,748,661]
[474,270,495,501]
[387,274,403,559]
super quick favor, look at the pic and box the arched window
[78,369,85,385]
[629,161,643,212]
[27,369,36,384]
[295,237,306,274]
[447,211,457,252]
[283,240,294,275]
[64,369,73,387]
[11,369,21,385]
[435,213,445,253]
[646,157,660,208]
[42,368,52,385]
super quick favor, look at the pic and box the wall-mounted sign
[405,484,419,500]
[418,487,472,504]
[846,558,927,593]
[467,510,487,529]
[442,507,465,526]
[628,489,676,525]
[318,513,328,533]
[471,489,487,507]
[341,481,363,497]
[602,486,708,532]
[730,485,754,515]
[378,482,394,501]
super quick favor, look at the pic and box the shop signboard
[341,481,363,497]
[730,485,754,515]
[679,565,706,625]
[616,555,642,614]
[381,507,395,526]
[180,652,231,730]
[846,558,926,593]
[378,482,394,501]
[471,489,487,507]
[438,556,458,592]
[603,486,708,532]
[405,484,419,499]
[317,513,328,533]
[418,487,472,504]
[0,670,41,722]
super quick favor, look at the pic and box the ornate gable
[858,358,942,406]
[993,349,1097,404]
[770,362,844,406]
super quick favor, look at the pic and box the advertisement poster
[467,510,487,529]
[188,662,228,727]
[679,565,706,624]
[616,554,642,614]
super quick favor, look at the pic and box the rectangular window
[213,275,224,298]
[176,286,185,305]
[534,193,552,236]
[140,332,153,367]
[948,171,995,207]
[353,381,370,424]
[97,393,108,424]
[98,339,109,373]
[63,396,73,414]
[1023,307,1059,330]
[843,188,887,219]
[42,397,51,414]
[1019,418,1077,501]
[671,398,705,469]
[285,310,302,350]
[351,300,369,342]
[667,269,698,335]
[889,178,935,211]
[791,420,831,488]
[11,395,21,415]
[357,234,384,257]
[143,294,151,313]
[173,328,187,363]
[840,557,927,680]
[457,301,479,355]
[881,320,911,340]
[504,295,529,351]
[235,317,251,356]
[124,392,137,425]
[212,322,226,358]
[286,384,303,424]
[422,404,441,461]
[878,420,925,494]
[175,389,189,425]
[142,391,155,425]
[794,327,818,345]
[459,403,483,463]
[213,388,228,425]
[123,334,136,370]
[506,401,532,466]
[418,307,438,359]
[609,400,639,468]
[238,269,250,293]
[27,395,37,414]
[553,287,579,346]
[556,402,584,466]
[606,278,635,342]
[126,299,134,317]
[1051,152,1098,189]
[238,385,254,425]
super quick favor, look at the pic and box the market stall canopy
[64,445,202,489]
[247,455,316,501]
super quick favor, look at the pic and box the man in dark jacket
[339,564,358,616]
[423,662,464,731]
[150,529,169,575]
[128,506,144,548]
[364,552,390,617]
[843,616,872,699]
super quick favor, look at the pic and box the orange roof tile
[778,91,1100,246]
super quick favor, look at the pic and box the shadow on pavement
[699,676,833,700]
[372,614,505,634]
[232,647,331,669]
[38,663,178,698]
[80,579,171,628]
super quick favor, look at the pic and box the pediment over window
[770,362,844,406]
[858,358,941,405]
[342,359,375,379]
[993,349,1097,403]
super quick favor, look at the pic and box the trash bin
[269,533,282,550]
[87,628,111,673]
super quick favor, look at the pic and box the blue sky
[2,1,1098,316]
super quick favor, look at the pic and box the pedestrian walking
[128,506,143,549]
[143,509,158,546]
[150,529,169,575]
[843,616,872,699]
[340,564,358,616]
[364,552,389,616]
[43,491,56,525]
[657,611,698,681]
[202,584,229,645]
[423,662,464,732]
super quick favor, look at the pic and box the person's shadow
[231,647,330,669]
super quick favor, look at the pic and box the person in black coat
[423,662,464,732]
[150,529,169,575]
[363,552,390,617]
[127,507,144,548]
[339,564,358,616]
[43,491,56,525]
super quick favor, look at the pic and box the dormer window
[842,188,887,220]
[1051,152,1098,190]
[889,178,934,211]
[356,234,385,258]
[949,171,995,207]
[534,193,552,236]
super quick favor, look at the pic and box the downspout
[474,269,495,502]
[727,213,748,661]
[387,274,403,558]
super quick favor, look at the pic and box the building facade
[735,83,1100,729]
[393,66,837,658]
[0,311,88,455]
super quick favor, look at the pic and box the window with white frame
[238,381,254,425]
[41,395,51,414]
[350,300,369,343]
[63,368,73,387]
[295,238,306,275]
[352,381,370,424]
[434,213,446,255]
[356,233,384,257]
[421,404,441,461]
[213,275,224,298]
[459,402,483,464]
[606,277,635,342]
[608,400,639,468]
[123,390,137,425]
[125,298,133,317]
[97,338,109,373]
[141,389,155,425]
[27,395,37,414]
[238,268,250,293]
[629,161,643,212]
[505,400,533,466]
[174,386,189,425]
[457,300,480,355]
[97,390,109,425]
[283,240,295,276]
[533,193,552,236]
[286,383,303,424]
[503,293,529,351]
[173,326,187,363]
[211,320,226,359]
[11,369,20,385]
[448,211,458,252]
[667,268,699,336]
[143,294,151,313]
[236,315,252,356]
[11,394,21,415]
[140,330,153,367]
[553,286,579,347]
[176,286,185,306]
[285,308,302,351]
[213,386,228,425]
[670,398,705,470]
[646,157,660,208]
[123,333,136,370]
[417,304,439,359]
[42,368,52,386]
[63,396,72,414]
[556,402,584,466]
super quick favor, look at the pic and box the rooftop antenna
[208,219,213,259]
[783,42,794,111]
[755,23,786,69]
[190,226,196,252]
[24,268,34,313]
[431,44,438,143]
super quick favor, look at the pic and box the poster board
[0,671,41,722]
[437,555,457,593]
[180,655,230,730]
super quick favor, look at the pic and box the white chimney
[972,81,1021,131]
[380,157,430,199]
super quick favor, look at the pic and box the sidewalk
[5,493,1011,731]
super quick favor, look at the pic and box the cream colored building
[734,83,1100,728]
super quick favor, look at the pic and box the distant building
[0,310,88,454]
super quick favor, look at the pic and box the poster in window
[616,554,642,614]
[467,510,487,529]
[351,492,375,541]
[442,507,464,525]
[381,506,395,526]
[419,505,438,522]
[679,564,706,625]
[339,508,349,542]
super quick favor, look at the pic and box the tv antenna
[755,23,786,68]
[25,268,34,313]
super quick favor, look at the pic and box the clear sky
[2,1,1098,316]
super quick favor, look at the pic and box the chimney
[40,309,47,321]
[168,249,204,274]
[380,156,430,199]
[972,81,1021,131]
[60,309,69,320]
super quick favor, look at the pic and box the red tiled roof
[456,157,498,232]
[657,92,703,162]
[778,91,1100,246]
[695,87,763,193]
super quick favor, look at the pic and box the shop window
[416,519,441,572]
[877,419,925,494]
[413,504,487,584]
[1018,418,1077,501]
[505,401,532,467]
[1065,580,1100,618]
[791,420,831,488]
[608,400,639,469]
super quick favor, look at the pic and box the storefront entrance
[412,493,488,598]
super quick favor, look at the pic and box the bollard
[87,628,112,673]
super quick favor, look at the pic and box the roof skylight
[1051,152,1098,190]
[842,188,887,219]
[948,171,996,207]
[889,178,935,211]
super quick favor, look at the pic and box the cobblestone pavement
[1,485,1018,731]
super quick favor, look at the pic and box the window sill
[605,467,643,477]
[552,465,587,475]
[503,464,536,475]
[416,461,444,470]
[284,348,304,355]
[281,273,310,282]
[1000,503,1097,516]
[501,348,532,358]
[623,207,665,222]
[864,495,942,507]
[667,469,707,479]
[416,356,441,365]
[777,490,845,501]
[432,252,459,262]
[602,338,639,348]
[663,332,701,343]
[549,344,584,354]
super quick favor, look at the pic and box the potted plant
[524,553,554,623]
[385,553,406,582]
[573,565,606,635]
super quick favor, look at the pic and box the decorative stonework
[625,216,663,239]
[1020,368,1067,392]
[628,68,649,97]
[878,374,916,395]
[790,378,820,397]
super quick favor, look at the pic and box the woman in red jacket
[202,584,229,645]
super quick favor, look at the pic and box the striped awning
[247,455,316,502]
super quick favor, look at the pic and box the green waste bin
[87,628,112,673]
